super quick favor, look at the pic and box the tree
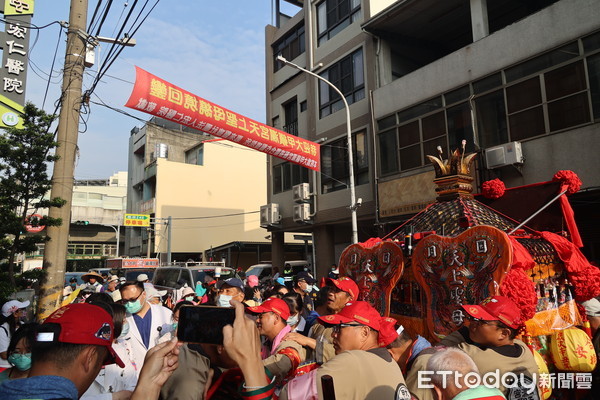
[0,103,64,288]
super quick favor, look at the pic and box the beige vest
[317,348,408,400]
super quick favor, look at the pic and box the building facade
[264,0,600,277]
[124,117,290,267]
[24,172,127,271]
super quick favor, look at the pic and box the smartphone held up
[176,305,236,345]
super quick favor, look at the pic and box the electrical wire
[88,0,140,92]
[93,0,114,37]
[42,27,63,109]
[168,211,260,221]
[87,0,105,34]
[111,2,130,38]
[87,0,161,97]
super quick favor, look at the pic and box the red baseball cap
[325,277,359,300]
[247,298,290,320]
[378,317,400,347]
[38,303,125,367]
[318,301,382,331]
[461,295,521,329]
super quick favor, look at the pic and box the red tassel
[541,231,600,302]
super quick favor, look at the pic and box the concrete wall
[373,0,600,118]
[368,0,400,19]
[153,140,268,255]
[509,124,600,189]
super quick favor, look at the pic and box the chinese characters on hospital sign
[0,0,34,128]
[125,67,320,171]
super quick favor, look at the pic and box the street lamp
[277,55,359,244]
[102,224,121,257]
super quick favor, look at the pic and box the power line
[93,0,114,37]
[42,26,64,109]
[169,211,260,221]
[87,0,161,97]
[87,0,105,33]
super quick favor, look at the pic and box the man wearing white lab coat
[119,281,172,375]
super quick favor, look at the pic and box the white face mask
[119,322,130,338]
[287,314,299,326]
[217,294,233,308]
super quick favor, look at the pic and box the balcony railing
[283,120,298,136]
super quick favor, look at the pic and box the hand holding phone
[176,305,235,345]
[222,300,268,388]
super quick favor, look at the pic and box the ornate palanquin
[338,146,600,344]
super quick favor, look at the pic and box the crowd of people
[0,269,596,400]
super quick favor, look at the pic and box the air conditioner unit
[260,203,281,227]
[484,141,523,169]
[293,203,312,223]
[292,183,311,203]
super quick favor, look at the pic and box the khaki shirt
[317,348,408,400]
[159,344,210,400]
[406,330,539,400]
[263,339,307,381]
[308,323,336,364]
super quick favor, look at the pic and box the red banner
[125,67,320,171]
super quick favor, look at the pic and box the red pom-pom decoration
[482,178,506,199]
[553,170,582,195]
[500,268,537,322]
[360,237,383,249]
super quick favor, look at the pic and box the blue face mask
[119,322,130,338]
[217,294,233,308]
[8,353,31,371]
[125,299,143,314]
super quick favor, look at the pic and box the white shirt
[81,338,138,399]
[123,303,173,376]
[0,322,11,368]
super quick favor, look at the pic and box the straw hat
[82,271,104,283]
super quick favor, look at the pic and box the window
[587,53,600,119]
[283,99,298,136]
[273,162,309,194]
[378,129,398,175]
[319,48,364,118]
[317,0,361,45]
[377,33,600,174]
[300,100,307,112]
[475,90,508,148]
[273,24,305,71]
[321,132,369,194]
[185,144,204,166]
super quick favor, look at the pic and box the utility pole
[38,0,88,320]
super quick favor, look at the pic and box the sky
[26,0,300,179]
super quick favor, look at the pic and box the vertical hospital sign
[0,0,34,129]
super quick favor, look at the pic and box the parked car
[245,260,311,283]
[152,263,238,293]
[118,267,156,282]
[245,263,273,280]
